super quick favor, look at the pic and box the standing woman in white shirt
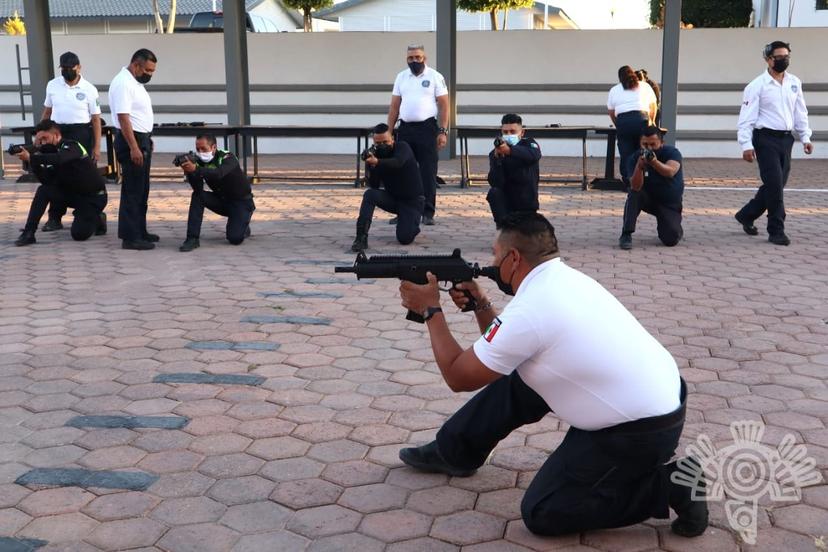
[109,49,158,250]
[735,41,813,246]
[607,66,657,183]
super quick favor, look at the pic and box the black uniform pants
[47,123,94,222]
[397,119,438,218]
[486,187,538,227]
[115,131,152,242]
[736,129,794,236]
[435,372,686,536]
[622,189,683,246]
[615,112,648,182]
[357,189,423,245]
[186,191,255,245]
[24,184,106,241]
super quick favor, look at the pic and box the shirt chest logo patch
[76,92,86,101]
[421,80,430,88]
[483,317,502,343]
[791,85,798,93]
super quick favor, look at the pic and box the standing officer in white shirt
[387,45,449,226]
[109,49,158,250]
[39,52,102,232]
[396,212,708,538]
[736,41,813,246]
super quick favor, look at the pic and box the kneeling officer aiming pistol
[335,248,497,323]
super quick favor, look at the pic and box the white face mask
[502,134,520,146]
[196,150,215,163]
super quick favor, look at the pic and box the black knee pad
[227,236,245,246]
[71,230,93,241]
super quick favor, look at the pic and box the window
[818,0,828,10]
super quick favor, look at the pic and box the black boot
[179,237,200,252]
[399,441,476,477]
[41,219,63,232]
[351,220,370,252]
[15,230,36,247]
[668,457,709,537]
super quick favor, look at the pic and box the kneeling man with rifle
[391,212,707,537]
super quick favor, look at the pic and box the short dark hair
[641,125,664,139]
[35,119,61,134]
[131,48,157,64]
[498,212,559,265]
[372,123,390,135]
[59,51,80,67]
[196,133,217,146]
[501,113,522,126]
[764,41,791,58]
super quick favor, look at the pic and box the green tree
[283,0,333,32]
[649,0,752,28]
[458,0,535,30]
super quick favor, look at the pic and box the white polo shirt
[474,258,681,431]
[737,70,812,151]
[44,76,101,125]
[607,82,657,116]
[108,67,154,133]
[392,65,448,123]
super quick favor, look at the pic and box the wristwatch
[438,127,448,135]
[423,306,443,322]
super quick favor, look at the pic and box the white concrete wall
[0,28,825,157]
[778,0,828,26]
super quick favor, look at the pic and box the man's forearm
[630,165,644,189]
[473,304,497,334]
[387,108,399,130]
[426,313,465,379]
[92,116,102,150]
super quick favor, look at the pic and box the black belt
[597,378,687,435]
[400,118,436,126]
[118,130,152,139]
[59,122,92,128]
[617,111,648,118]
[755,128,792,138]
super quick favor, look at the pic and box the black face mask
[135,72,152,84]
[408,61,425,75]
[772,58,789,73]
[61,68,77,82]
[491,252,516,296]
[374,143,394,158]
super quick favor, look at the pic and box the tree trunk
[502,8,508,30]
[489,9,499,30]
[166,0,177,34]
[151,0,165,33]
[304,8,312,31]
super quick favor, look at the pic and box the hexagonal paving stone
[307,532,385,552]
[208,475,275,505]
[231,530,309,552]
[271,478,344,509]
[17,487,95,516]
[0,508,32,534]
[337,483,408,513]
[292,421,352,443]
[322,460,389,487]
[199,453,264,479]
[189,433,253,455]
[157,522,241,552]
[79,445,146,470]
[504,519,581,551]
[260,457,325,482]
[407,486,477,516]
[82,491,159,521]
[582,525,659,551]
[307,439,369,463]
[350,424,410,446]
[247,436,310,461]
[286,504,362,538]
[771,503,828,536]
[430,511,506,546]
[85,517,166,550]
[149,471,216,498]
[150,496,227,525]
[386,467,448,490]
[138,450,203,474]
[476,488,525,520]
[218,500,292,533]
[359,509,433,543]
[17,512,98,543]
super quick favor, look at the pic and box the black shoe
[388,217,398,225]
[95,213,107,236]
[768,233,790,246]
[122,239,155,251]
[15,230,36,247]
[244,226,251,238]
[179,237,200,252]
[399,441,476,477]
[41,219,63,232]
[619,233,632,250]
[350,234,368,252]
[142,232,160,243]
[422,216,435,226]
[668,457,709,538]
[735,214,758,236]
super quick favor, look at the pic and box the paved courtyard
[0,155,826,552]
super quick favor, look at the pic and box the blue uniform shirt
[627,144,684,205]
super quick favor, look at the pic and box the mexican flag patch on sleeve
[483,317,502,342]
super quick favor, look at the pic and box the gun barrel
[334,266,355,273]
